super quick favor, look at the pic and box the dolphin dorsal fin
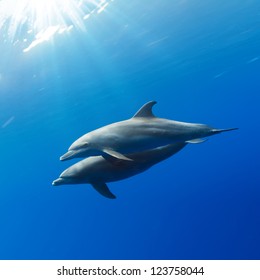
[132,101,157,118]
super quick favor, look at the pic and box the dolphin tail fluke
[91,182,116,199]
[212,127,238,134]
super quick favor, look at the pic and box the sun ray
[0,0,113,52]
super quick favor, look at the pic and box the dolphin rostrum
[60,101,237,161]
[53,142,187,199]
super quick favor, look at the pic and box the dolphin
[60,101,237,161]
[53,142,187,199]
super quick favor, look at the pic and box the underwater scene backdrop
[0,0,260,259]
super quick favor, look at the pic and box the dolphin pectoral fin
[102,148,133,161]
[91,182,116,199]
[186,138,207,144]
[102,154,124,166]
[132,101,157,118]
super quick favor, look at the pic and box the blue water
[0,0,260,260]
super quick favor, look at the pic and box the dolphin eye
[80,142,89,148]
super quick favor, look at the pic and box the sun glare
[0,0,113,52]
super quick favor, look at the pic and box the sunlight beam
[0,0,113,52]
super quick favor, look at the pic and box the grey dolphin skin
[60,101,237,162]
[53,142,187,199]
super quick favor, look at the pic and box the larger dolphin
[53,142,187,199]
[60,101,237,161]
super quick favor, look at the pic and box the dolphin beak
[60,150,76,161]
[52,178,64,186]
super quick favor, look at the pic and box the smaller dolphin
[60,101,237,162]
[53,142,187,199]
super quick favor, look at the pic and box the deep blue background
[0,0,260,259]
